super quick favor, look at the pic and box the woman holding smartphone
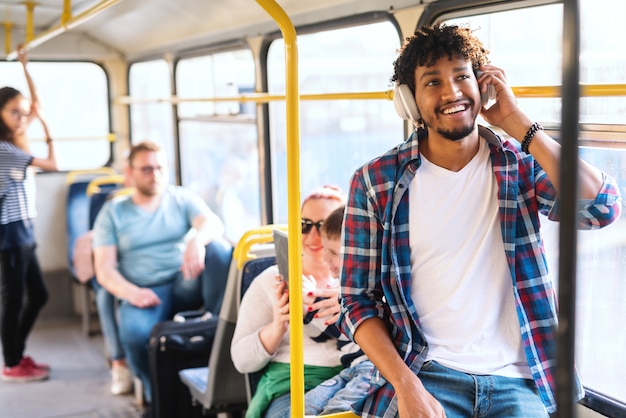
[230,185,346,418]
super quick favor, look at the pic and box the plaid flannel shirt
[339,126,622,417]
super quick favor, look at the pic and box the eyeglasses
[302,218,324,235]
[3,108,29,119]
[133,165,163,175]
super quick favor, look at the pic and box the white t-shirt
[409,138,531,378]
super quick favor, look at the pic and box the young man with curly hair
[338,24,621,417]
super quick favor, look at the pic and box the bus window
[177,52,255,117]
[176,50,259,244]
[442,0,626,402]
[1,61,110,171]
[129,59,176,184]
[267,21,404,222]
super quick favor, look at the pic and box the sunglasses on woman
[301,218,324,234]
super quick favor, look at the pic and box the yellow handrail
[255,0,306,416]
[85,174,126,196]
[65,167,117,184]
[233,224,288,269]
[116,90,394,105]
[5,0,123,60]
[115,83,626,106]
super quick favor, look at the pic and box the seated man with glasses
[92,141,232,409]
[231,185,347,418]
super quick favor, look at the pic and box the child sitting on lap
[302,205,374,416]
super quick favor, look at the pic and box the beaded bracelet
[521,122,543,153]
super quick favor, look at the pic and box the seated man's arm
[181,210,225,279]
[94,244,161,308]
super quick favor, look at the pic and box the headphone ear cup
[393,84,421,122]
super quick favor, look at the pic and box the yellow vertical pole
[61,0,72,27]
[3,21,13,55]
[24,1,36,43]
[254,0,304,416]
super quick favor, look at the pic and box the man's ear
[123,161,133,185]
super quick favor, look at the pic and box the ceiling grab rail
[556,0,580,417]
[5,0,123,60]
[254,0,305,416]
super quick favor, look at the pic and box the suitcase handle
[173,310,213,323]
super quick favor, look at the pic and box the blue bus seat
[88,182,124,228]
[65,169,117,336]
[179,227,279,415]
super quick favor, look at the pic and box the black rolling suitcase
[148,311,218,418]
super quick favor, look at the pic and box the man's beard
[436,123,475,141]
[136,184,159,197]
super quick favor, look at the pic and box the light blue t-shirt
[92,186,213,287]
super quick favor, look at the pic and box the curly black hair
[391,24,490,95]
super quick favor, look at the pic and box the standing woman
[0,46,58,382]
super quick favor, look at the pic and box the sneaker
[1,363,49,383]
[111,364,133,395]
[140,403,153,418]
[20,356,50,371]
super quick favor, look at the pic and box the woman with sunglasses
[0,46,58,383]
[231,185,346,418]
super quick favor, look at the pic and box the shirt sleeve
[339,168,387,342]
[230,266,280,373]
[92,200,118,248]
[178,187,225,234]
[533,158,622,228]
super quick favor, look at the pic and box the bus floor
[0,317,140,418]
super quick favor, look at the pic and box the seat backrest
[240,254,276,401]
[200,229,277,411]
[66,169,117,277]
[87,176,126,229]
[66,180,91,275]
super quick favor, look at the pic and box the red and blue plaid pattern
[339,126,622,417]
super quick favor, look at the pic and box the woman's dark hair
[0,86,22,141]
[391,24,490,95]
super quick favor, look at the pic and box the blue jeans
[304,360,374,415]
[118,274,202,403]
[117,239,233,403]
[416,360,549,418]
[200,238,233,316]
[91,278,125,361]
[263,391,291,418]
[262,361,374,418]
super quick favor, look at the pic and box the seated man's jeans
[118,273,201,403]
[117,238,233,403]
[91,278,125,361]
[200,238,233,316]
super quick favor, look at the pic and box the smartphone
[273,229,289,289]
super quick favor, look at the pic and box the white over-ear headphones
[393,71,496,123]
[393,83,421,122]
